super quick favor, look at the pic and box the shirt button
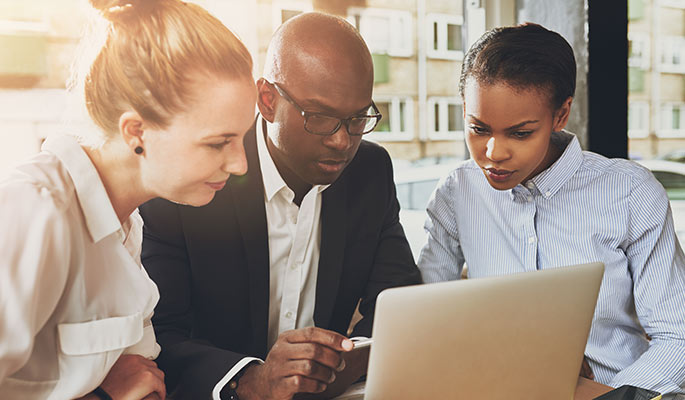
[526,182,535,190]
[528,236,536,244]
[290,263,298,270]
[527,196,533,202]
[545,191,552,197]
[285,311,293,319]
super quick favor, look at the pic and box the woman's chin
[166,191,216,207]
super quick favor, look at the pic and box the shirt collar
[42,135,122,243]
[521,130,582,200]
[256,116,328,203]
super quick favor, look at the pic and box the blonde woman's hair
[73,0,253,139]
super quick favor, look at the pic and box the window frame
[659,36,685,74]
[426,13,464,60]
[658,102,685,138]
[628,101,649,138]
[628,32,650,70]
[347,7,413,58]
[365,95,414,142]
[427,96,464,140]
[271,1,312,32]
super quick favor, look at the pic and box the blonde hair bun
[88,0,155,22]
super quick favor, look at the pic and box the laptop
[362,262,605,400]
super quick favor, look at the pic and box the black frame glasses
[270,82,382,136]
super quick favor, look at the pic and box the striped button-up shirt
[418,131,685,395]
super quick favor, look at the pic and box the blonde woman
[0,0,256,399]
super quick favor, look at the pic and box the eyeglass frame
[269,81,382,136]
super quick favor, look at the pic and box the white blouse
[0,135,160,399]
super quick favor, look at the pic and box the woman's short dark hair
[459,23,576,110]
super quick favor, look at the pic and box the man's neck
[263,129,312,206]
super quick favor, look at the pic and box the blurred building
[628,0,685,159]
[0,0,467,172]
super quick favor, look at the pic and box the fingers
[286,359,337,384]
[148,362,165,383]
[284,374,327,394]
[101,354,166,400]
[284,327,354,353]
[285,342,344,370]
[130,364,167,400]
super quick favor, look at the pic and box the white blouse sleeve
[0,181,70,382]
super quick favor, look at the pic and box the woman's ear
[553,96,573,132]
[118,111,145,154]
[256,78,277,123]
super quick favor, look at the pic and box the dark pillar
[587,1,628,158]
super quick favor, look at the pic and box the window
[652,171,685,200]
[427,97,463,139]
[660,36,685,74]
[348,8,413,57]
[397,179,440,210]
[272,2,312,31]
[366,96,413,141]
[660,0,685,8]
[628,101,649,138]
[628,33,649,69]
[658,103,685,137]
[629,0,645,20]
[427,14,463,60]
[629,67,646,93]
[0,20,48,88]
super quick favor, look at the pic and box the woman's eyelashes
[468,124,534,139]
[511,130,534,138]
[469,125,489,135]
[207,140,231,150]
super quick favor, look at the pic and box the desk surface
[334,376,613,399]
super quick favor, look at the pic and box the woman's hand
[97,354,166,400]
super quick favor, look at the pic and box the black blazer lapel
[227,120,270,357]
[314,177,347,329]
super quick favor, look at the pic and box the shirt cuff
[212,356,264,400]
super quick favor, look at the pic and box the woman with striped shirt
[418,23,685,395]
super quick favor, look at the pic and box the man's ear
[118,111,145,153]
[256,78,277,123]
[552,96,573,132]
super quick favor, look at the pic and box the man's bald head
[257,12,378,190]
[263,12,374,92]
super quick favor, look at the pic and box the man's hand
[237,327,353,400]
[97,354,166,400]
[579,356,595,380]
[294,342,370,400]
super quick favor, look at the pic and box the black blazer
[139,120,421,398]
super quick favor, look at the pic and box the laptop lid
[364,262,605,400]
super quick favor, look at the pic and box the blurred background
[0,0,683,256]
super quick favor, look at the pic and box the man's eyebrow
[302,99,374,116]
[301,98,338,113]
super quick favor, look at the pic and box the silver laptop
[363,262,604,400]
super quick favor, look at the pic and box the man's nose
[322,123,352,151]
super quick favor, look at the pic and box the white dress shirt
[419,131,685,395]
[0,135,160,399]
[212,118,328,399]
[256,119,328,349]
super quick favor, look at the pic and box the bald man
[140,12,420,400]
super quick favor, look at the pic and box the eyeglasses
[271,82,382,136]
